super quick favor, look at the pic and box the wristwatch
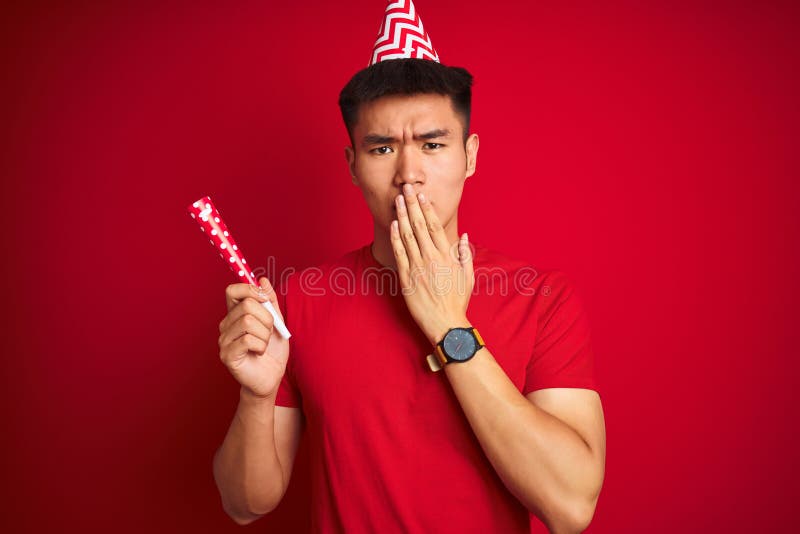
[426,327,485,372]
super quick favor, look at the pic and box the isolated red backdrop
[2,1,798,532]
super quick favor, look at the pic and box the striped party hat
[368,0,440,66]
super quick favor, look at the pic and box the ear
[464,133,479,179]
[344,146,357,185]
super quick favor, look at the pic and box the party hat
[369,0,440,66]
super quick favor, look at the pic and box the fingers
[390,220,410,283]
[219,295,275,337]
[417,191,450,254]
[218,311,270,348]
[395,193,423,266]
[400,184,437,257]
[225,281,269,312]
[256,277,285,322]
[459,232,474,286]
[220,333,267,365]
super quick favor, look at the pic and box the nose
[394,144,425,191]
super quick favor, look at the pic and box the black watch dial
[442,328,478,362]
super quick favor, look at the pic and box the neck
[370,216,461,269]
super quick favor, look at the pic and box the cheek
[437,149,467,174]
[354,160,392,200]
[430,194,459,220]
[358,184,393,217]
[433,182,465,220]
[362,187,381,207]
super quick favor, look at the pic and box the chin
[371,212,394,230]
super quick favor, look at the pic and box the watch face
[443,328,477,361]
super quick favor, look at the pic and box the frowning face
[344,93,479,239]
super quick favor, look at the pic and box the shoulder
[471,242,577,299]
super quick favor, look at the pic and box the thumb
[256,276,284,321]
[459,233,474,281]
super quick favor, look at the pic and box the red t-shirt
[274,241,597,533]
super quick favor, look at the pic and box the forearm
[212,387,285,523]
[444,347,601,532]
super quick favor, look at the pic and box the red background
[2,1,798,532]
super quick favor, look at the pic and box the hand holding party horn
[187,196,291,339]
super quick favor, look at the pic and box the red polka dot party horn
[187,195,291,339]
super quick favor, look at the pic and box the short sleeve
[523,271,598,394]
[273,275,302,408]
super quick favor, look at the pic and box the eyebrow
[361,128,452,146]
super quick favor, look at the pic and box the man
[213,1,605,532]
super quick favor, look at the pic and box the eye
[424,143,444,149]
[370,146,393,155]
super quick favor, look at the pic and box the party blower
[187,196,291,339]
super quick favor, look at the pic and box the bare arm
[212,279,303,525]
[444,346,606,533]
[212,388,286,524]
[383,186,605,531]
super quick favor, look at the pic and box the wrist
[239,386,277,406]
[427,317,472,346]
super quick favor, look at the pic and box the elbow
[557,459,604,532]
[220,492,281,526]
[534,488,599,534]
[229,510,265,526]
[229,511,255,526]
[222,499,272,526]
[213,453,279,526]
[552,494,599,534]
[572,498,599,533]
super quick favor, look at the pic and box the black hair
[338,58,474,148]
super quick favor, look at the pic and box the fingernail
[418,192,426,203]
[255,283,268,298]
